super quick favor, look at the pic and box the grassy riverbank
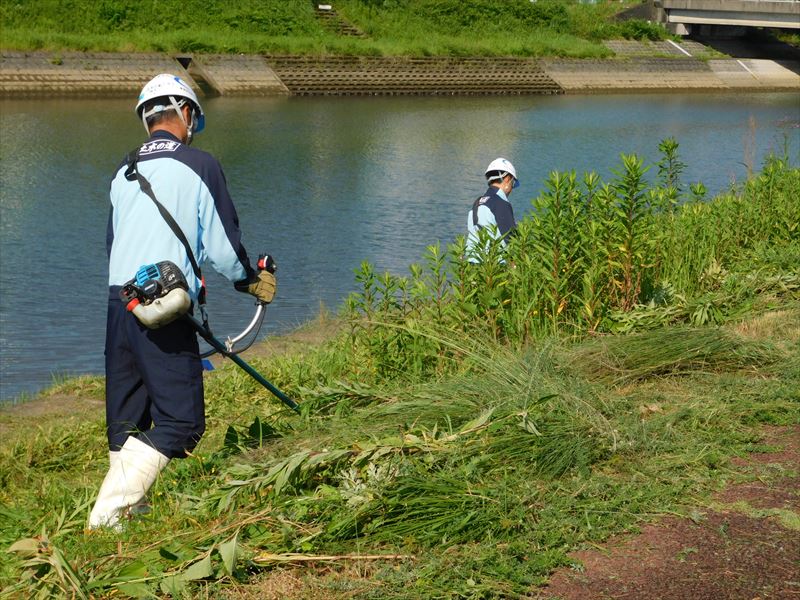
[1,145,798,598]
[0,0,667,57]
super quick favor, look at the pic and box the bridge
[653,0,800,35]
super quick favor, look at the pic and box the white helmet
[485,157,519,188]
[135,73,205,138]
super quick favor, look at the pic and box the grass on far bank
[0,0,667,57]
[1,143,798,598]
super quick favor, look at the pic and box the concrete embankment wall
[1,51,798,98]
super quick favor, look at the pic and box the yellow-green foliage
[344,147,798,380]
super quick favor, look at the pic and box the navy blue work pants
[104,288,204,458]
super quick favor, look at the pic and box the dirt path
[0,393,104,440]
[534,425,800,600]
[0,315,343,439]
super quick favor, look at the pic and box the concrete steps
[2,52,796,98]
[314,4,365,37]
[267,56,563,96]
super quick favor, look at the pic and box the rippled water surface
[1,92,798,402]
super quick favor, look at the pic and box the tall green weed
[6,321,793,598]
[345,146,799,379]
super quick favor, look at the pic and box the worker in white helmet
[465,157,520,263]
[89,74,277,530]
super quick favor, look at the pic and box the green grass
[2,318,797,598]
[0,0,666,57]
[1,149,798,598]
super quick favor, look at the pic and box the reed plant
[565,327,780,384]
[344,144,799,380]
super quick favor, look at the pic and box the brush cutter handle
[200,252,276,357]
[198,299,266,358]
[226,303,266,348]
[257,254,276,274]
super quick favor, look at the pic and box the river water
[1,92,798,403]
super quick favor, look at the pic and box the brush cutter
[120,255,300,414]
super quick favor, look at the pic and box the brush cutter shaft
[187,314,300,413]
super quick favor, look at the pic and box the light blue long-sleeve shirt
[107,131,254,299]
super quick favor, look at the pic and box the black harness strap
[124,149,206,305]
[472,195,484,228]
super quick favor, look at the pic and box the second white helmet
[135,74,205,135]
[485,157,519,188]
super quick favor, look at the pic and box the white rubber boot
[88,436,170,530]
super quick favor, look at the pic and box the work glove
[236,270,276,304]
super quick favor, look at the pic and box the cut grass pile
[1,308,797,598]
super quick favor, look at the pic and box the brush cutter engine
[120,261,192,329]
[117,255,299,412]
